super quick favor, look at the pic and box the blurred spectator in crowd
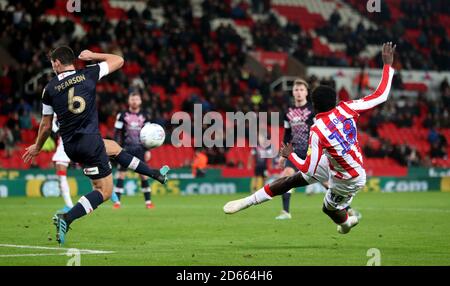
[192,148,208,177]
[0,126,15,158]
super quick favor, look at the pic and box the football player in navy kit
[23,46,170,244]
[113,91,155,209]
[276,79,318,220]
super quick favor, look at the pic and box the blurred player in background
[23,46,170,244]
[249,135,274,192]
[113,91,154,209]
[276,79,326,220]
[51,114,73,214]
[224,42,396,234]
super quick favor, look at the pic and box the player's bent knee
[103,139,122,157]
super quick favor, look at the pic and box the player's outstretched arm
[78,50,124,74]
[280,131,322,177]
[23,114,54,163]
[346,42,396,112]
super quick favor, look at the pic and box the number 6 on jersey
[68,87,86,114]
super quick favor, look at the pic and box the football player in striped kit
[224,42,396,234]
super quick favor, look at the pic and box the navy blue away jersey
[41,63,108,143]
[114,110,151,147]
[283,102,315,158]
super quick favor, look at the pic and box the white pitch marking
[0,253,72,258]
[0,244,114,257]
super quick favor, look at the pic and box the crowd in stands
[0,0,449,169]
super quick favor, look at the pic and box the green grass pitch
[1,192,450,266]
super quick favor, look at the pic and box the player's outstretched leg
[104,139,169,184]
[224,172,309,214]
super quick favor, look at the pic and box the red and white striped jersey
[288,64,395,180]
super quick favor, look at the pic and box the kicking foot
[52,213,69,245]
[223,198,251,214]
[275,210,292,220]
[113,202,121,209]
[155,165,170,184]
[145,202,155,209]
[337,215,359,234]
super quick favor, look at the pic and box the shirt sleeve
[287,130,323,177]
[41,88,54,115]
[85,61,110,82]
[283,112,292,144]
[52,114,59,133]
[345,64,395,113]
[114,113,124,145]
[114,113,124,129]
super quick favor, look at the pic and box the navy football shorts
[64,133,112,180]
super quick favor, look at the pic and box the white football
[140,123,166,149]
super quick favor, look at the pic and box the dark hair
[129,90,141,97]
[311,85,337,113]
[50,46,75,65]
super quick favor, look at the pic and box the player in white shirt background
[51,115,74,213]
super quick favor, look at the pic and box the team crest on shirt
[124,113,146,130]
[287,108,312,126]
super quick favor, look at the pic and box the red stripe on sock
[341,211,349,224]
[56,170,67,176]
[264,185,274,197]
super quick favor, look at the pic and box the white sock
[245,187,272,206]
[59,175,73,208]
[340,215,357,227]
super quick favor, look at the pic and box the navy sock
[282,192,291,213]
[116,178,124,188]
[116,151,160,179]
[115,178,124,202]
[142,180,151,201]
[64,191,104,225]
